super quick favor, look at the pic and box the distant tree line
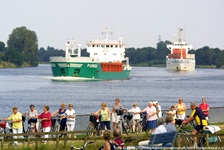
[0,27,224,68]
[0,26,38,67]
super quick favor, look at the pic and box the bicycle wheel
[87,123,95,137]
[135,122,143,135]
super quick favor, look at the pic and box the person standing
[153,101,162,118]
[64,104,76,138]
[2,107,23,145]
[95,103,111,136]
[23,104,39,132]
[175,98,186,120]
[199,98,209,120]
[141,102,158,132]
[128,103,141,132]
[52,103,67,131]
[38,105,52,143]
[112,98,125,130]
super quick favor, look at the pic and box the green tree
[3,48,23,67]
[0,41,5,52]
[7,26,38,66]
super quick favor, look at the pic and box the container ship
[50,28,131,80]
[166,28,195,71]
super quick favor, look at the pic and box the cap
[153,101,158,104]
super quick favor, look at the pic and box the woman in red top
[199,98,209,117]
[38,106,52,140]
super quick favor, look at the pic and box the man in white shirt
[153,101,162,118]
[138,118,167,146]
[128,103,141,132]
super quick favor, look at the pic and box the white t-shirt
[158,105,162,118]
[128,107,141,120]
[26,110,38,118]
[65,109,76,125]
[152,125,167,135]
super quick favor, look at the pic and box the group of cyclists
[1,103,76,145]
[95,98,210,149]
[0,97,210,149]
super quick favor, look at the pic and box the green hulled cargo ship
[50,28,131,81]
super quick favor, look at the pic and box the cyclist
[112,98,125,130]
[182,102,208,148]
[51,103,67,132]
[94,103,111,136]
[128,103,140,132]
[23,104,39,132]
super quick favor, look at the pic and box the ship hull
[166,59,195,71]
[50,61,131,80]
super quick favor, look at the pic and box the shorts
[101,121,111,130]
[112,113,120,123]
[132,119,140,125]
[146,119,158,130]
[195,125,204,132]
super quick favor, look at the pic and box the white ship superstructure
[166,28,195,71]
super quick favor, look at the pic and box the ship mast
[179,28,183,59]
[102,27,112,43]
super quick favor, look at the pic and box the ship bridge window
[110,45,113,48]
[94,53,97,55]
[115,45,118,48]
[92,45,95,47]
[97,45,99,47]
[101,45,105,48]
[106,45,109,48]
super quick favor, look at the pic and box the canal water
[0,64,224,122]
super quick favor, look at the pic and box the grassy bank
[9,123,224,150]
[0,61,16,68]
[0,61,32,68]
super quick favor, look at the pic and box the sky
[0,0,223,50]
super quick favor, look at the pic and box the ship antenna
[178,28,183,42]
[103,27,112,42]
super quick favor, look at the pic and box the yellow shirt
[177,104,186,115]
[8,112,23,129]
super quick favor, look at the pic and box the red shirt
[199,103,209,116]
[39,112,52,128]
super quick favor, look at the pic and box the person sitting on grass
[138,118,167,146]
[113,128,124,149]
[99,130,115,150]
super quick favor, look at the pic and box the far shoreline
[1,61,223,69]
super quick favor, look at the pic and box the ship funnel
[78,44,82,57]
[65,41,70,58]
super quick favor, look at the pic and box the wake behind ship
[50,28,131,80]
[166,28,195,71]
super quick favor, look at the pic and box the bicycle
[51,115,65,137]
[135,112,147,135]
[26,118,39,138]
[70,141,93,150]
[86,115,101,137]
[118,112,133,135]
